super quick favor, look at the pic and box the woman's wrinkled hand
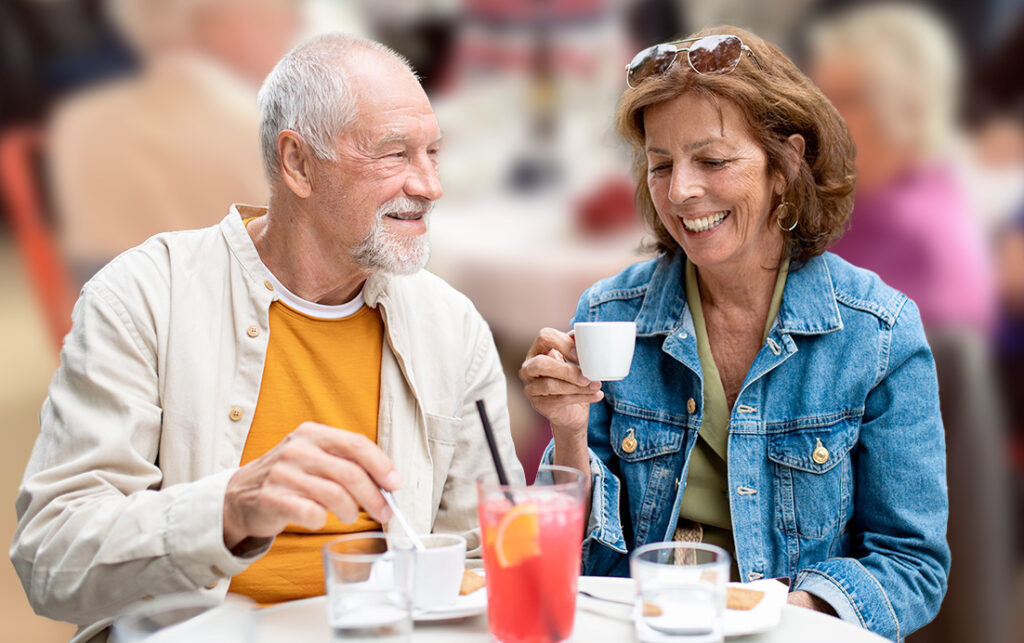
[519,327,603,440]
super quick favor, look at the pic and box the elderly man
[12,33,522,641]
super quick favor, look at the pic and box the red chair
[0,126,75,351]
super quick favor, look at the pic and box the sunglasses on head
[625,34,763,88]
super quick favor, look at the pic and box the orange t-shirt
[227,300,384,604]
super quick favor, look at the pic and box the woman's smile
[680,210,730,234]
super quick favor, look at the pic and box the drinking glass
[111,592,255,643]
[630,542,730,643]
[477,464,585,643]
[323,532,414,640]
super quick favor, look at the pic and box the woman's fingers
[520,351,592,387]
[523,374,601,398]
[526,327,578,361]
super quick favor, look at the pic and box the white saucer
[413,588,487,622]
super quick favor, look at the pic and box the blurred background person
[47,0,303,285]
[808,5,1013,643]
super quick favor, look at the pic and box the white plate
[723,579,788,637]
[576,576,787,637]
[413,572,487,622]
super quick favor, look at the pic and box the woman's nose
[668,165,703,204]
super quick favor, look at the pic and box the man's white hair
[810,3,962,156]
[256,33,415,178]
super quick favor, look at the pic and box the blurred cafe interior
[0,0,1022,641]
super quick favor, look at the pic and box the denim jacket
[543,250,949,641]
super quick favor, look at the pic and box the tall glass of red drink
[477,465,585,643]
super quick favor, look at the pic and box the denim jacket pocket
[766,412,861,539]
[608,402,686,462]
[608,402,687,544]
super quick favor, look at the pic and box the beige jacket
[11,207,523,642]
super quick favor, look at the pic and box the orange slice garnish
[494,503,541,567]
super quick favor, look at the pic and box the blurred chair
[0,126,75,351]
[913,328,1013,643]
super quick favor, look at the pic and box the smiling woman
[519,25,950,643]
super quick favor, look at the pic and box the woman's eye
[649,162,672,174]
[701,159,728,168]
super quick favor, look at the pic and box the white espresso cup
[393,533,466,611]
[573,321,637,381]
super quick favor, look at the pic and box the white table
[247,577,889,642]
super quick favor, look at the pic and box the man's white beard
[351,196,433,275]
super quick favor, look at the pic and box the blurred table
[428,196,646,347]
[244,576,889,642]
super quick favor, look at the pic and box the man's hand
[222,422,399,550]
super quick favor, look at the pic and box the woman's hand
[519,328,603,440]
[787,590,838,616]
[520,327,600,531]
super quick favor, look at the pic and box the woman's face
[644,92,784,274]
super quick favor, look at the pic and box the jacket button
[687,398,697,414]
[621,429,638,454]
[812,438,829,465]
[264,279,274,291]
[229,407,243,422]
[246,325,260,338]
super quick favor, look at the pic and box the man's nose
[406,154,443,202]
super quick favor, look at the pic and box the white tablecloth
[238,576,889,642]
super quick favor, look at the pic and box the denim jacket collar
[635,250,843,338]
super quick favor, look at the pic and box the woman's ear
[775,133,806,195]
[277,130,313,198]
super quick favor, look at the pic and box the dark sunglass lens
[627,44,677,86]
[688,35,742,74]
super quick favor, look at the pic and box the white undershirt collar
[262,265,365,319]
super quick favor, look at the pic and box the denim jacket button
[687,398,697,414]
[621,430,638,454]
[812,438,829,465]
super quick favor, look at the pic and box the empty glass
[323,532,414,640]
[111,592,255,643]
[630,542,730,643]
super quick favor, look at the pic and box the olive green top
[678,257,789,576]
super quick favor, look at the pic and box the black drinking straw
[476,399,510,486]
[476,399,562,641]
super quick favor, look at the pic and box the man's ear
[278,130,313,198]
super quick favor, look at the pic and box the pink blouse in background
[829,163,996,333]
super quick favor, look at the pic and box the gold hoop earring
[774,201,797,232]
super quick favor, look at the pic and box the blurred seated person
[808,3,996,333]
[13,33,522,642]
[521,26,948,641]
[809,8,1011,643]
[48,0,302,285]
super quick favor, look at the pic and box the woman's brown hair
[616,25,856,263]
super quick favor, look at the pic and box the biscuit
[726,586,764,610]
[642,601,663,617]
[459,569,486,595]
